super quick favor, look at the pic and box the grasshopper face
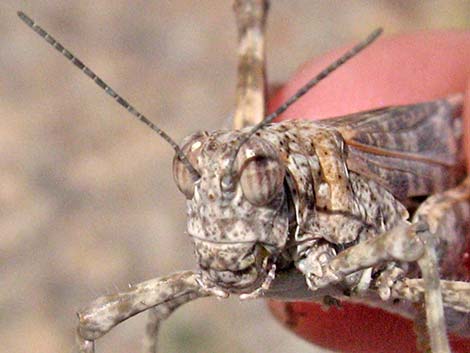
[173,130,289,293]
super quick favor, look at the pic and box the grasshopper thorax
[173,131,289,293]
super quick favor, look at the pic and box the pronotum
[12,0,468,352]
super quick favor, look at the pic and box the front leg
[295,235,379,294]
[295,221,451,353]
[295,239,340,290]
[76,270,210,353]
[304,221,425,289]
[299,178,470,353]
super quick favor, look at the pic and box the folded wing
[320,96,465,200]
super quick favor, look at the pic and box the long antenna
[17,11,200,180]
[224,28,383,182]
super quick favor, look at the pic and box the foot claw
[306,268,340,290]
[299,243,339,290]
[376,266,405,301]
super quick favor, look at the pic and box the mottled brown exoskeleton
[18,1,470,353]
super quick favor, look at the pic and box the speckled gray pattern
[2,1,470,353]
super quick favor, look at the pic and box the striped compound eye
[238,140,285,206]
[173,132,207,199]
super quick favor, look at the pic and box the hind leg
[409,179,470,352]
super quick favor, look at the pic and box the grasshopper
[18,1,470,352]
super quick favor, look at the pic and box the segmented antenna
[17,11,200,180]
[225,28,383,184]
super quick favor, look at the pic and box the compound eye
[240,156,284,206]
[173,156,196,199]
[173,132,206,199]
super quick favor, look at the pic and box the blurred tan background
[1,1,469,353]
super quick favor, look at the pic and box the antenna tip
[362,28,384,46]
[371,28,384,38]
[17,11,33,25]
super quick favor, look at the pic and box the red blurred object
[268,301,470,353]
[266,31,470,353]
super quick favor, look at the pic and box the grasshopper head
[173,131,289,293]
